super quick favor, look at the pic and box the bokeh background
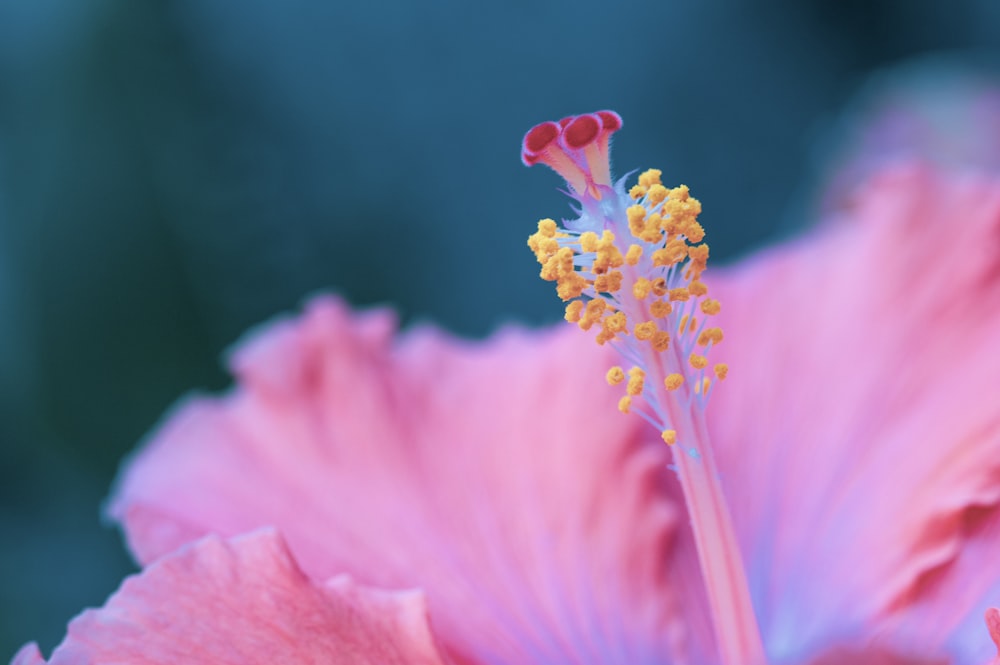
[1,0,999,656]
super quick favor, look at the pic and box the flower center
[524,111,766,665]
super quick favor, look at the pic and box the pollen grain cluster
[523,111,729,446]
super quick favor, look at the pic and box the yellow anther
[647,184,669,205]
[540,246,574,281]
[596,311,628,345]
[640,213,663,243]
[689,353,708,370]
[697,327,724,347]
[701,299,721,316]
[578,299,606,331]
[538,219,558,237]
[632,277,651,300]
[688,316,698,333]
[649,300,672,318]
[634,321,657,341]
[593,231,625,274]
[627,366,645,396]
[624,244,643,266]
[685,221,705,243]
[669,287,690,302]
[651,278,668,297]
[638,169,662,188]
[605,311,627,333]
[627,205,646,225]
[695,377,711,394]
[664,373,684,390]
[652,240,688,267]
[579,231,599,253]
[661,429,677,445]
[714,363,729,381]
[556,273,587,300]
[678,314,689,332]
[618,395,632,413]
[629,184,647,200]
[564,300,583,323]
[527,234,560,263]
[669,184,689,201]
[594,271,623,293]
[606,366,625,385]
[688,243,709,265]
[688,280,708,297]
[627,208,647,238]
[651,330,671,352]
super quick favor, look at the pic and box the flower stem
[673,409,767,665]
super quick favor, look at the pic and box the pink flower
[13,110,1000,665]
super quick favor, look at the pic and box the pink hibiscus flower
[12,108,1000,665]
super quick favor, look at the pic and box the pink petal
[10,644,44,665]
[18,530,445,664]
[108,296,706,664]
[708,164,1000,661]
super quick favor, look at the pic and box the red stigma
[521,110,623,197]
[562,115,601,150]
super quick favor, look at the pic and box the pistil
[524,111,767,665]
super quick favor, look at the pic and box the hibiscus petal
[708,164,1000,661]
[108,296,705,664]
[14,530,445,664]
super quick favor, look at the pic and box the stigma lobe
[521,110,623,198]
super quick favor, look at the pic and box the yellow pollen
[652,240,688,267]
[649,300,672,317]
[596,311,628,345]
[593,231,625,274]
[627,366,645,396]
[640,213,663,243]
[701,299,721,316]
[651,330,670,352]
[697,327,724,346]
[647,184,669,205]
[638,169,662,188]
[632,277,652,300]
[539,246,573,281]
[579,231,599,253]
[689,280,709,297]
[669,287,690,302]
[634,321,657,341]
[627,205,646,234]
[661,429,677,445]
[578,299,606,331]
[526,165,730,408]
[556,273,587,300]
[685,222,705,243]
[564,300,583,322]
[538,218,557,236]
[594,271,623,293]
[688,243,709,263]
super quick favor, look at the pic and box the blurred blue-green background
[1,0,998,656]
